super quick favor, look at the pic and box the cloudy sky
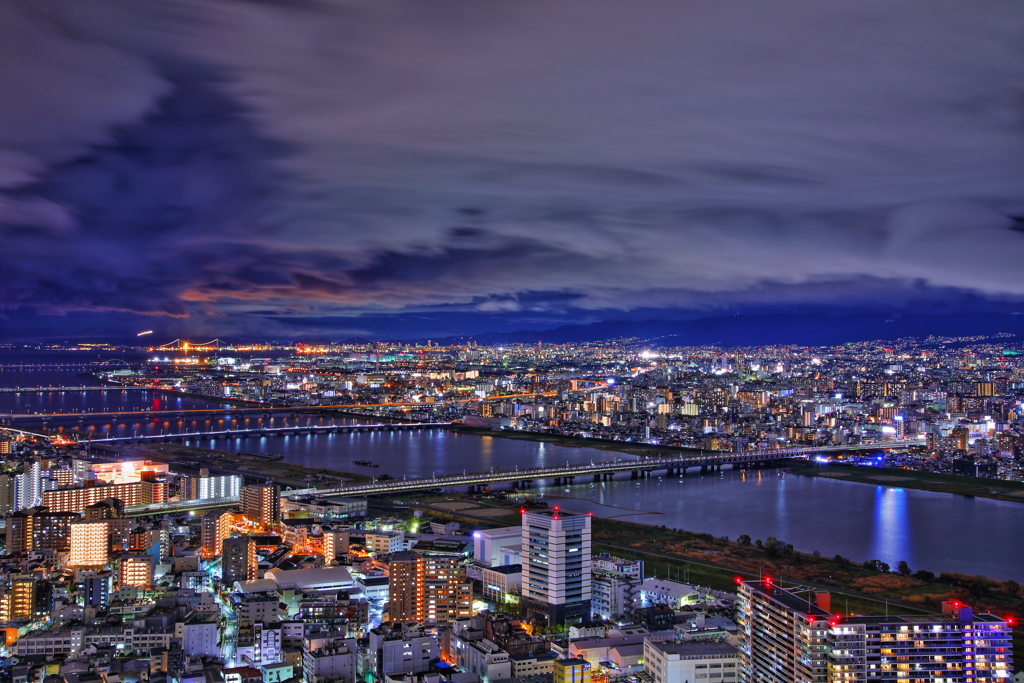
[2,0,1024,342]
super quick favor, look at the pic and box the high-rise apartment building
[521,509,591,625]
[387,551,472,625]
[68,519,132,567]
[0,473,15,516]
[737,579,1014,682]
[201,510,233,558]
[0,577,37,621]
[14,461,42,510]
[119,554,154,588]
[222,535,257,584]
[185,474,242,501]
[42,480,166,513]
[241,483,281,528]
[6,506,79,553]
[84,573,114,608]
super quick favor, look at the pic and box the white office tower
[521,508,591,625]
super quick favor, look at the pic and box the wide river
[3,362,1023,581]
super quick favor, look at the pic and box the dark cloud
[2,0,1024,341]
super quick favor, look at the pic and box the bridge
[1,404,289,424]
[84,422,454,443]
[284,439,926,498]
[0,387,596,424]
[0,385,157,393]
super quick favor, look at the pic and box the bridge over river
[84,422,453,443]
[283,439,925,498]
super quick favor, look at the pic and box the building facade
[737,579,1014,682]
[521,510,591,625]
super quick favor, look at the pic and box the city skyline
[3,1,1024,342]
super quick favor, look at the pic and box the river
[3,362,1023,581]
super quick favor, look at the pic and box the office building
[242,483,281,527]
[521,509,592,625]
[481,564,522,605]
[473,526,523,567]
[553,657,591,683]
[737,579,1014,682]
[201,510,233,558]
[644,640,740,683]
[387,551,472,625]
[223,535,258,584]
[368,623,439,677]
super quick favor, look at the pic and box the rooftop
[646,641,739,659]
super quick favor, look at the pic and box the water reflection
[871,486,911,568]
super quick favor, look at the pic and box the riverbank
[449,424,710,459]
[408,496,1023,653]
[96,442,373,489]
[789,463,1024,504]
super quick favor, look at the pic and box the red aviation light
[519,508,526,514]
[735,576,744,586]
[1006,616,1016,627]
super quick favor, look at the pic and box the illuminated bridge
[0,385,156,393]
[84,422,454,443]
[285,439,926,498]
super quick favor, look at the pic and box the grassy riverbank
[790,463,1024,504]
[98,442,373,488]
[404,495,1023,654]
[449,424,708,459]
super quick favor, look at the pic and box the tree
[737,535,752,547]
[1002,580,1020,597]
[863,559,889,572]
[897,561,912,576]
[914,570,935,582]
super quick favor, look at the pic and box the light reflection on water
[872,486,911,568]
[540,469,1024,582]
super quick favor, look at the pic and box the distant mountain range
[404,312,1024,348]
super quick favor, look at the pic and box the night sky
[2,1,1024,343]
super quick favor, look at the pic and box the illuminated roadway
[285,439,926,498]
[0,386,155,393]
[85,422,454,443]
